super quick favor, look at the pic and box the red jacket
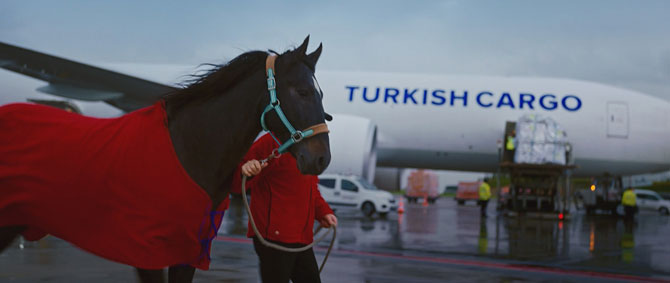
[0,102,227,270]
[232,134,333,245]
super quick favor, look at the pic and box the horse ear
[282,36,310,69]
[305,43,322,67]
[295,35,310,56]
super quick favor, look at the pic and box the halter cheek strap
[260,54,329,154]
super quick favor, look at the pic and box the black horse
[0,36,330,283]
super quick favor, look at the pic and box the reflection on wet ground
[221,195,670,279]
[2,195,670,282]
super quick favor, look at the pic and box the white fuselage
[3,66,669,177]
[318,71,670,176]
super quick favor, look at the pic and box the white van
[318,174,397,217]
[635,189,670,215]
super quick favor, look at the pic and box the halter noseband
[260,54,329,154]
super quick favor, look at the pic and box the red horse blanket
[0,102,228,270]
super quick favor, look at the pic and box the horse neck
[166,75,266,206]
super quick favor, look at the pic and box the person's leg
[624,206,634,221]
[253,237,295,283]
[504,149,514,162]
[481,200,488,217]
[289,247,321,283]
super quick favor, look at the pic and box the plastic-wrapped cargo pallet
[514,114,568,165]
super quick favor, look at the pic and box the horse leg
[0,226,25,252]
[168,265,195,283]
[136,268,165,283]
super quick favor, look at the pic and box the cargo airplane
[2,41,669,185]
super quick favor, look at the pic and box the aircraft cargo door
[607,102,628,138]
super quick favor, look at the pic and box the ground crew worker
[622,187,637,221]
[506,131,516,151]
[232,133,337,283]
[479,178,492,217]
[504,130,516,162]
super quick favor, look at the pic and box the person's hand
[319,214,338,228]
[241,160,268,177]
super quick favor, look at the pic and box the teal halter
[260,54,328,154]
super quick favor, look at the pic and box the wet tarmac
[2,196,670,282]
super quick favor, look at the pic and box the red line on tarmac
[217,236,251,244]
[214,236,669,283]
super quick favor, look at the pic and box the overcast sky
[2,0,670,99]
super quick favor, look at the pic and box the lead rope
[240,151,336,273]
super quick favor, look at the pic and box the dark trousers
[480,200,489,216]
[624,205,636,221]
[253,237,320,283]
[504,149,516,162]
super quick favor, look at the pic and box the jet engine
[323,114,378,182]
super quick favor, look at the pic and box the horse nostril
[318,156,325,168]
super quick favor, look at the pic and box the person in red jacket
[232,133,337,283]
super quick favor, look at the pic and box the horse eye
[297,89,312,97]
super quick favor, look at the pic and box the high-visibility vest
[506,136,515,150]
[622,190,636,207]
[479,182,491,201]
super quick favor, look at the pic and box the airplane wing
[0,42,177,112]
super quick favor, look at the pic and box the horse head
[263,36,331,175]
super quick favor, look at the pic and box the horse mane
[164,44,316,112]
[164,50,270,110]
